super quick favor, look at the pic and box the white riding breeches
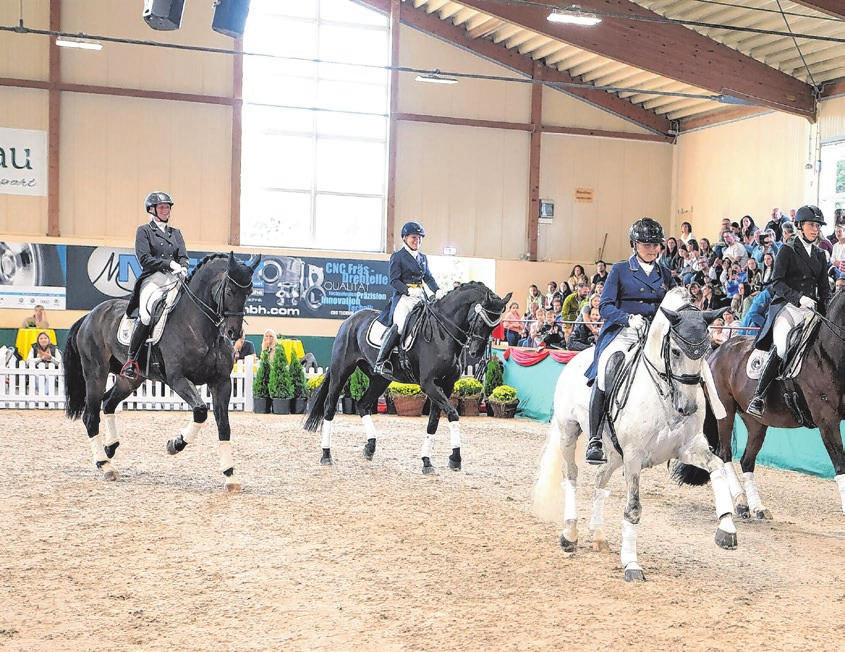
[772,302,811,358]
[138,271,179,325]
[393,287,425,332]
[596,326,639,391]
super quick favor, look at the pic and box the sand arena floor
[2,409,845,651]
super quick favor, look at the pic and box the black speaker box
[143,0,185,31]
[212,0,251,38]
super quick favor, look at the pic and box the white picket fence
[0,360,272,412]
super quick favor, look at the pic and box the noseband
[182,271,252,333]
[424,296,502,350]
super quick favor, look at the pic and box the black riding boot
[373,324,400,375]
[120,320,151,381]
[585,383,608,465]
[746,350,781,418]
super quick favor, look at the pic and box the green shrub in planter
[483,357,504,398]
[253,349,271,399]
[289,355,308,399]
[348,367,370,401]
[454,377,483,399]
[386,382,425,397]
[268,345,293,400]
[489,384,518,405]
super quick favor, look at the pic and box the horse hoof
[715,527,738,550]
[422,461,437,475]
[104,441,120,459]
[363,438,376,461]
[754,508,773,520]
[320,455,334,466]
[225,481,241,493]
[448,447,462,471]
[624,567,646,582]
[102,469,119,482]
[735,503,751,520]
[559,533,577,554]
[166,440,179,456]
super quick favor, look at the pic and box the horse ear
[701,307,728,325]
[501,292,513,309]
[660,307,683,325]
[248,254,262,272]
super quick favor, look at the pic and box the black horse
[674,288,845,519]
[304,281,512,474]
[63,252,260,491]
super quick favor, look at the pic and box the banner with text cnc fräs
[65,245,391,319]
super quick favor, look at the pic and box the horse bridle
[181,272,252,331]
[423,295,502,350]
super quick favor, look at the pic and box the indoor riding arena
[3,0,845,650]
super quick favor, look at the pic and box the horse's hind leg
[716,404,750,519]
[557,418,585,555]
[737,418,773,520]
[420,381,460,475]
[619,462,647,582]
[83,370,119,482]
[589,454,622,554]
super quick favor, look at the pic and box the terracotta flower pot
[490,401,518,418]
[392,394,426,417]
[458,397,481,417]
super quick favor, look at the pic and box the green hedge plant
[268,345,293,400]
[253,349,271,399]
[288,355,308,399]
[483,357,504,398]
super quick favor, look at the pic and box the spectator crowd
[502,208,845,351]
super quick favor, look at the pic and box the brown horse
[674,289,845,519]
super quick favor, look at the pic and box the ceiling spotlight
[55,35,103,50]
[415,69,458,85]
[547,5,602,26]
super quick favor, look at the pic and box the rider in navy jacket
[747,205,831,417]
[121,191,190,380]
[584,217,675,464]
[374,221,439,375]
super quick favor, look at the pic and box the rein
[812,307,845,345]
[420,293,502,350]
[180,272,251,331]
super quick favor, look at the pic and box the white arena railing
[0,360,324,412]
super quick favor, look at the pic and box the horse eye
[671,347,681,358]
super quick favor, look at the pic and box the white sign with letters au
[0,127,48,196]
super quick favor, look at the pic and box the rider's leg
[585,382,608,464]
[373,324,400,375]
[586,340,630,465]
[120,318,151,380]
[747,306,797,417]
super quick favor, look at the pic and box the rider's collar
[403,243,420,259]
[150,219,169,233]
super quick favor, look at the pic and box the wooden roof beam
[455,0,816,120]
[354,0,672,135]
[792,1,845,19]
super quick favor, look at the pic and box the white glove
[628,314,646,332]
[799,296,816,310]
[407,286,424,298]
[169,261,187,278]
[434,288,445,300]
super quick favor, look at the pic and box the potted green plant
[268,345,293,414]
[347,367,369,414]
[483,357,504,416]
[289,355,308,414]
[488,384,519,419]
[386,382,427,416]
[252,348,272,414]
[454,377,483,417]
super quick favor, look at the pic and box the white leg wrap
[562,480,577,522]
[724,462,744,501]
[321,419,333,449]
[448,421,461,449]
[710,467,734,519]
[420,434,434,459]
[361,414,377,440]
[835,474,845,514]
[181,420,203,445]
[743,472,762,511]
[620,519,638,568]
[103,414,119,447]
[218,441,234,473]
[590,488,610,530]
[89,434,108,464]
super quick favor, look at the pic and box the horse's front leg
[678,437,738,551]
[420,383,460,475]
[209,376,240,493]
[163,375,219,477]
[738,418,772,520]
[357,376,390,461]
[621,460,645,582]
[100,376,141,460]
[718,411,750,519]
[83,370,119,482]
[589,453,623,554]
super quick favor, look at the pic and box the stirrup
[373,360,392,376]
[585,440,606,465]
[120,359,140,380]
[746,396,764,417]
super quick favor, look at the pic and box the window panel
[317,112,386,140]
[315,194,383,252]
[243,134,314,191]
[246,17,316,58]
[317,78,388,114]
[320,0,387,26]
[251,0,317,21]
[320,25,388,67]
[243,105,314,136]
[241,190,313,249]
[316,139,386,195]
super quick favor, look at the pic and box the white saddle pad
[117,283,181,346]
[366,320,388,349]
[745,349,767,380]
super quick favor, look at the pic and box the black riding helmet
[794,205,826,226]
[145,191,174,216]
[401,221,425,238]
[629,217,665,247]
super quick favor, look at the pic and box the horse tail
[63,317,87,421]
[531,417,565,522]
[670,398,719,487]
[303,368,331,432]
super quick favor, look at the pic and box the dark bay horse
[675,289,845,519]
[63,252,259,491]
[304,281,512,474]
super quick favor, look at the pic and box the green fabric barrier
[496,349,844,478]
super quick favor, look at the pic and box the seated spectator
[526,284,543,311]
[567,307,602,352]
[745,258,762,294]
[781,221,796,243]
[699,237,715,264]
[591,260,608,286]
[233,333,256,363]
[722,309,738,340]
[679,221,695,246]
[832,223,845,278]
[737,287,772,336]
[721,232,749,268]
[688,281,703,305]
[21,304,49,329]
[550,296,564,326]
[710,317,728,347]
[28,331,62,367]
[537,309,566,350]
[740,215,760,250]
[544,281,561,310]
[698,283,717,310]
[502,302,524,347]
[568,265,589,290]
[561,282,590,336]
[261,329,278,360]
[578,293,602,324]
[760,252,775,286]
[660,237,681,272]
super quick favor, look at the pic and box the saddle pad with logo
[117,283,181,346]
[745,314,819,380]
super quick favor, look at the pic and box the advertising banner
[0,127,48,196]
[66,246,392,319]
[0,242,66,309]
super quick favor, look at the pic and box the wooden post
[527,62,542,261]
